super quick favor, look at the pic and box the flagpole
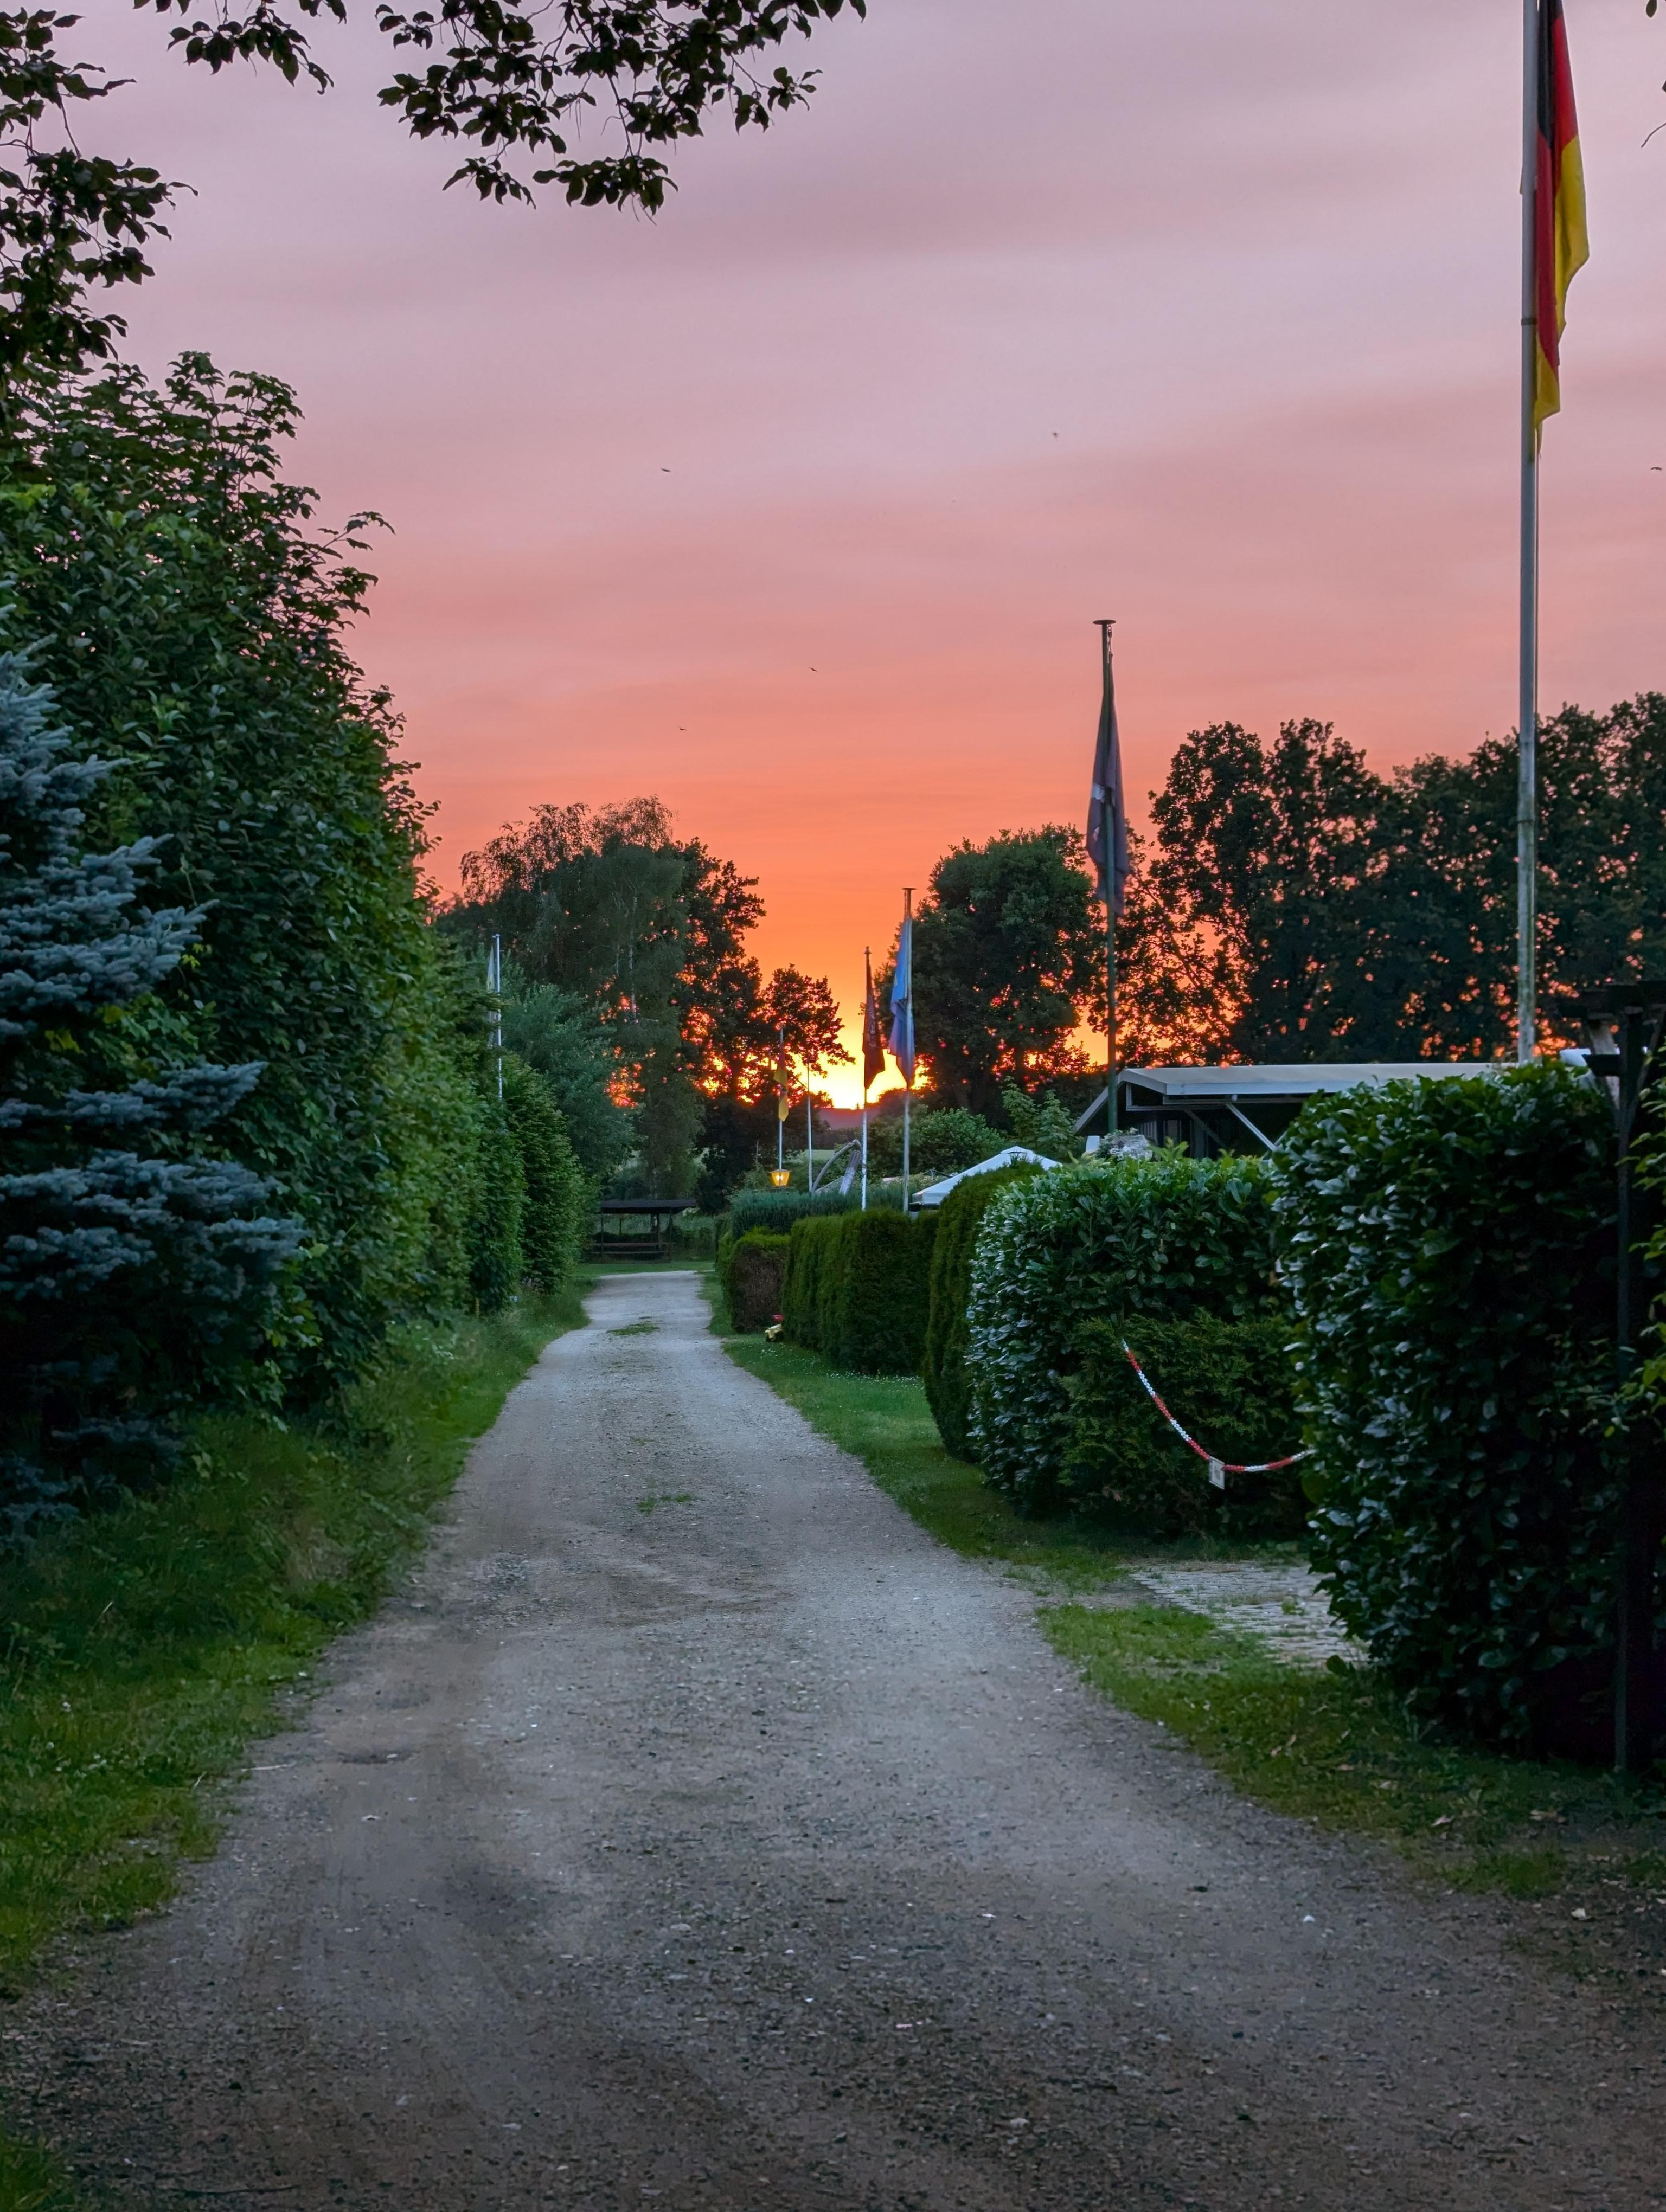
[900,890,912,1216]
[1517,0,1539,1065]
[1095,620,1119,1132]
[861,946,871,1211]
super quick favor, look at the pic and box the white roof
[1122,1062,1494,1103]
[914,1145,1061,1208]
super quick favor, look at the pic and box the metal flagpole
[805,1092,813,1188]
[488,934,504,1101]
[1095,620,1120,1133]
[777,1024,786,1175]
[900,891,912,1216]
[1516,0,1540,1065]
[861,947,870,1212]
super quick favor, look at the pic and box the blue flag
[889,896,916,1088]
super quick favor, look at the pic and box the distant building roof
[1122,1062,1492,1103]
[914,1145,1061,1209]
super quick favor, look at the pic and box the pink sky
[99,0,1666,1103]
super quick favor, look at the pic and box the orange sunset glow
[101,0,1665,1104]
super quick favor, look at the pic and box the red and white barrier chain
[1119,1339,1310,1490]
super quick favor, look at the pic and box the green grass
[610,1318,659,1336]
[726,1329,1666,1927]
[1040,1603,1666,1893]
[722,1334,1127,1587]
[0,1286,586,2207]
[0,1290,582,1984]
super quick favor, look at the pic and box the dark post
[1095,618,1118,1137]
[1580,982,1666,1774]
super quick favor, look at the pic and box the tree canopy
[885,827,1102,1118]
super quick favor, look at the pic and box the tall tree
[889,827,1102,1118]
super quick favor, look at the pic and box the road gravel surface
[4,1270,1663,2209]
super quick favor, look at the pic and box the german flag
[1533,0,1590,437]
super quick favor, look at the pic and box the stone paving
[1122,1559,1359,1667]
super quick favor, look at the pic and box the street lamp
[1579,980,1666,1774]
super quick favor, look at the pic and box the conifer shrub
[921,1165,1044,1459]
[1062,1314,1305,1540]
[1274,1065,1626,1751]
[966,1154,1281,1515]
[781,1214,843,1349]
[0,655,300,1532]
[779,1211,937,1373]
[725,1231,791,1333]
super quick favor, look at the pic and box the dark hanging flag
[1086,636,1131,918]
[1533,0,1588,437]
[862,948,886,1094]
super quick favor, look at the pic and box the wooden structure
[591,1197,697,1262]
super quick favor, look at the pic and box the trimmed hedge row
[1274,1064,1626,1752]
[730,1188,857,1240]
[922,1165,1045,1460]
[722,1231,791,1333]
[965,1154,1282,1515]
[1062,1314,1305,1540]
[781,1211,938,1374]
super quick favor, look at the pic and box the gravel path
[4,1271,1663,2210]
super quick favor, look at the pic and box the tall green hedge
[781,1211,938,1374]
[467,1099,525,1314]
[1274,1064,1625,1750]
[921,1165,1043,1459]
[723,1231,791,1332]
[965,1154,1282,1514]
[729,1188,857,1239]
[501,1054,587,1294]
[1062,1315,1305,1540]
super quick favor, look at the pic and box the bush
[866,1106,1003,1178]
[966,1154,1282,1515]
[921,1165,1045,1459]
[501,1055,586,1294]
[1062,1315,1306,1540]
[724,1231,791,1333]
[1274,1064,1625,1752]
[781,1211,939,1374]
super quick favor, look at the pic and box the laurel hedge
[780,1211,938,1374]
[1274,1064,1627,1751]
[1062,1314,1305,1540]
[965,1154,1282,1515]
[921,1165,1046,1460]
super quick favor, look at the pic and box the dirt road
[6,1271,1663,2209]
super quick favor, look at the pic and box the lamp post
[1579,981,1666,1774]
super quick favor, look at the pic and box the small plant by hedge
[723,1231,792,1333]
[1062,1315,1305,1540]
[966,1153,1282,1515]
[1274,1064,1625,1753]
[922,1165,1044,1459]
[780,1211,938,1374]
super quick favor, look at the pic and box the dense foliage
[722,1229,790,1333]
[728,1186,856,1239]
[1062,1315,1304,1540]
[965,1155,1281,1514]
[781,1210,938,1375]
[0,654,299,1529]
[501,1054,586,1294]
[451,796,847,1204]
[881,827,1103,1116]
[1122,702,1666,1062]
[921,1164,1043,1461]
[1274,1066,1626,1750]
[0,356,496,1385]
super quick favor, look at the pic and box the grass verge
[722,1334,1126,1584]
[727,1330,1666,1949]
[0,1287,584,2204]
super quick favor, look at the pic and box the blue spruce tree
[0,651,299,1534]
